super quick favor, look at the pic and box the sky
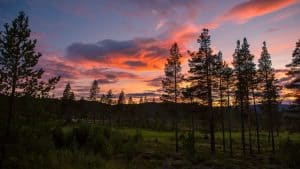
[0,0,300,99]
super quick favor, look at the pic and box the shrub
[182,132,195,161]
[73,123,89,148]
[91,130,112,158]
[278,138,300,168]
[110,130,127,154]
[52,127,64,149]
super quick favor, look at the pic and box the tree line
[161,28,300,155]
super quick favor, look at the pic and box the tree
[100,94,106,103]
[128,96,134,104]
[215,51,226,152]
[62,83,75,100]
[89,80,99,101]
[188,28,218,153]
[161,42,183,152]
[250,66,260,153]
[161,42,183,102]
[117,90,126,104]
[286,39,300,112]
[139,97,143,104]
[106,89,113,105]
[258,41,280,153]
[232,38,255,154]
[223,63,234,156]
[0,12,60,168]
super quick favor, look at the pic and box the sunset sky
[1,0,300,99]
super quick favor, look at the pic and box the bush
[90,129,112,158]
[110,130,127,154]
[278,138,300,168]
[182,132,196,161]
[73,123,89,148]
[52,127,64,149]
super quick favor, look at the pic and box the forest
[0,12,300,169]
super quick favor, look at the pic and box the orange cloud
[223,0,296,23]
[206,0,297,28]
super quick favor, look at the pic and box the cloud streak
[206,0,297,29]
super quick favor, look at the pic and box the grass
[55,125,300,169]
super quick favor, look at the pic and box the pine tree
[62,83,75,100]
[106,89,113,105]
[232,38,255,154]
[117,90,126,104]
[286,39,300,112]
[223,63,234,156]
[250,67,260,153]
[0,12,60,167]
[100,94,106,103]
[161,42,183,152]
[128,96,134,104]
[188,28,218,153]
[215,51,226,152]
[89,80,99,101]
[139,97,143,104]
[258,41,280,153]
[161,42,183,102]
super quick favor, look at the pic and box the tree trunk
[192,111,195,153]
[220,78,226,152]
[248,108,252,154]
[207,58,215,153]
[240,99,246,155]
[252,88,260,153]
[227,81,233,156]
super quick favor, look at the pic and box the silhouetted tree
[139,97,143,104]
[144,96,148,103]
[161,42,183,152]
[188,29,218,153]
[128,96,134,104]
[258,41,280,153]
[89,80,99,101]
[117,90,126,104]
[62,83,75,100]
[106,89,113,105]
[161,42,183,102]
[100,94,106,103]
[223,63,234,156]
[232,38,255,154]
[286,39,300,112]
[215,51,226,152]
[0,12,60,168]
[250,67,260,153]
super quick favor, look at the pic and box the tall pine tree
[215,51,227,152]
[286,39,300,112]
[89,80,99,101]
[258,41,280,153]
[117,90,126,104]
[223,63,234,156]
[62,83,75,100]
[0,12,60,167]
[161,42,183,152]
[188,29,218,153]
[106,89,113,104]
[232,38,255,154]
